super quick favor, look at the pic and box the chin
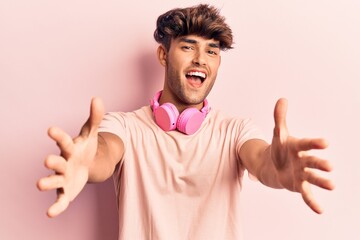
[183,92,207,105]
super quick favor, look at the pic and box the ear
[157,45,167,67]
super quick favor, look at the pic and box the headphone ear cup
[154,103,179,131]
[177,108,205,135]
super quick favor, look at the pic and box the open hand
[37,98,104,217]
[271,98,335,214]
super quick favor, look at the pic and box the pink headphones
[150,91,210,135]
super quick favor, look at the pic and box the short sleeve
[235,118,265,152]
[98,112,127,142]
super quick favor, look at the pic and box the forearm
[88,133,123,183]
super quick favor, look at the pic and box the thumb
[273,98,288,139]
[80,97,105,137]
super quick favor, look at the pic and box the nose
[192,51,206,66]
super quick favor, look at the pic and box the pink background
[1,0,359,239]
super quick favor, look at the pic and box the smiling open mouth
[186,71,207,87]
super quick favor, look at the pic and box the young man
[37,4,334,239]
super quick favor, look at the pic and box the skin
[157,35,221,113]
[37,35,334,218]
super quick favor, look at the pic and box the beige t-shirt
[99,106,264,240]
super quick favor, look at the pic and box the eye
[208,50,217,55]
[181,45,193,51]
[207,49,219,56]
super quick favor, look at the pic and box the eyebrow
[179,37,220,49]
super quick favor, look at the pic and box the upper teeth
[187,71,206,79]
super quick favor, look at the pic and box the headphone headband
[151,91,210,115]
[150,91,210,135]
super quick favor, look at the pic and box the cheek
[169,59,189,78]
[167,55,182,70]
[210,62,220,75]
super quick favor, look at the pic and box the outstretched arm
[239,98,335,214]
[37,98,124,217]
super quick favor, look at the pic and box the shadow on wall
[137,46,164,101]
[94,179,119,240]
[119,46,164,112]
[93,47,163,240]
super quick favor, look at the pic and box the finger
[44,155,67,174]
[37,175,65,191]
[296,138,329,152]
[90,97,105,129]
[48,127,74,156]
[302,155,333,172]
[47,192,70,218]
[80,97,105,137]
[301,181,323,214]
[273,98,288,138]
[304,168,335,190]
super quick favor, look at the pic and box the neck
[158,90,204,113]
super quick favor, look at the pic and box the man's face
[162,35,221,108]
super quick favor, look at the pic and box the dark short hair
[154,4,233,51]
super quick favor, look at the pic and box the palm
[57,131,98,201]
[270,99,334,214]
